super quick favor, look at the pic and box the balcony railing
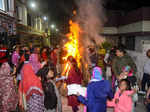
[0,9,15,20]
[16,24,46,37]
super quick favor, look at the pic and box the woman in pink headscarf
[12,46,20,67]
[29,47,41,74]
[19,54,45,112]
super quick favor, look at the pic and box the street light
[51,24,55,29]
[43,16,47,21]
[30,2,36,9]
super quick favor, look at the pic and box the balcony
[16,24,46,37]
[0,9,15,20]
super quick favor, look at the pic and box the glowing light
[56,29,59,32]
[43,16,47,21]
[31,2,36,8]
[62,20,82,76]
[51,24,55,29]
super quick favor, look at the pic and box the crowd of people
[0,43,150,112]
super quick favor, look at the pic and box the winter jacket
[78,80,113,112]
[107,89,134,112]
[112,54,137,77]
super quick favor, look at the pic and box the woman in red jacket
[66,56,83,112]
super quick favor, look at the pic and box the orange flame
[62,20,82,77]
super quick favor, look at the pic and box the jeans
[142,73,150,91]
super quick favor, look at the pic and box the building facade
[16,0,48,47]
[0,0,17,46]
[103,7,150,80]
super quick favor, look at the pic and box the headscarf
[29,53,41,73]
[19,63,43,101]
[91,67,104,81]
[122,66,133,76]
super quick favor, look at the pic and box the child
[121,66,137,87]
[107,79,136,112]
[36,63,62,112]
[78,67,113,112]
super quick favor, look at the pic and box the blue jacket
[78,80,113,112]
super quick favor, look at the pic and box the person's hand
[12,66,17,76]
[119,73,127,80]
[77,92,80,96]
[41,61,47,68]
[124,72,128,76]
[115,99,119,104]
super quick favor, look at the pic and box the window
[27,13,32,26]
[0,0,5,10]
[125,36,135,50]
[6,0,9,11]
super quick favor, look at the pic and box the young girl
[78,67,113,112]
[107,79,136,112]
[36,64,62,112]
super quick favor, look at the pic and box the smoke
[70,0,106,83]
[75,0,106,47]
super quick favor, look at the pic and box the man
[88,46,98,67]
[112,46,137,79]
[142,49,150,92]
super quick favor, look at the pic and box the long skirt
[27,93,45,112]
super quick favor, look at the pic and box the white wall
[127,36,150,80]
[103,21,150,34]
[127,50,144,80]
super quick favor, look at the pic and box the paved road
[62,96,147,112]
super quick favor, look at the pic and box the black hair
[67,56,81,74]
[16,53,30,75]
[146,49,150,58]
[24,53,30,61]
[36,61,56,80]
[36,63,56,101]
[116,45,126,54]
[119,79,131,90]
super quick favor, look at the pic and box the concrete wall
[103,21,150,34]
[126,36,150,80]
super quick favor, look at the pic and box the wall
[17,4,27,25]
[135,36,150,52]
[8,0,15,17]
[126,36,150,80]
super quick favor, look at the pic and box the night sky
[38,0,76,29]
[35,0,150,32]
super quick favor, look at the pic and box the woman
[29,47,41,74]
[37,63,62,112]
[0,62,18,112]
[66,56,83,112]
[78,67,113,112]
[12,46,20,67]
[41,47,48,62]
[19,54,45,112]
